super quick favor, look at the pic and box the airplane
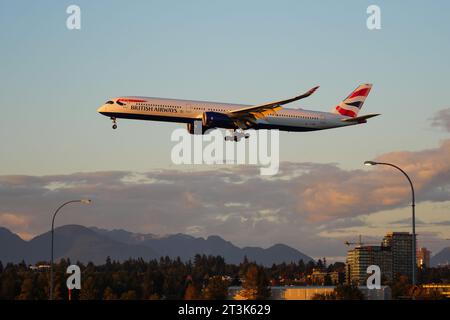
[97,83,379,141]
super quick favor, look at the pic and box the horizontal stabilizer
[341,113,380,123]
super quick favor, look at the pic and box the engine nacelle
[202,112,235,129]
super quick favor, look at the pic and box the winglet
[308,86,320,95]
[301,86,319,99]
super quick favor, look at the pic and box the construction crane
[344,235,379,247]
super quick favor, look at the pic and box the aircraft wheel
[112,124,117,130]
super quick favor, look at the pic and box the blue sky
[1,0,449,175]
[0,1,449,259]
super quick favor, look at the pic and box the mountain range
[2,225,448,266]
[0,225,313,266]
[431,247,450,267]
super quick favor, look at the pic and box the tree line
[1,256,448,300]
[0,255,342,300]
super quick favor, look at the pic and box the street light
[364,160,417,286]
[50,199,91,300]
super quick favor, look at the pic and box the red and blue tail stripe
[332,84,373,118]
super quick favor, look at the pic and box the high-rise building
[382,232,414,280]
[417,247,431,268]
[345,232,416,285]
[346,245,392,285]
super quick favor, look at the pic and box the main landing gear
[111,117,117,130]
[225,130,250,142]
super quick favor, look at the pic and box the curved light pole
[50,199,91,300]
[364,160,416,286]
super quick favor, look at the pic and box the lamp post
[364,160,416,286]
[50,199,91,300]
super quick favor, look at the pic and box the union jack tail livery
[332,83,373,117]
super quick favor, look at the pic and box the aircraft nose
[97,105,107,113]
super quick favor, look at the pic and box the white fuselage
[97,96,356,132]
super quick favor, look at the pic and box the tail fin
[332,84,373,117]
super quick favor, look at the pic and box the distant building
[345,232,416,285]
[345,245,392,285]
[329,271,344,285]
[228,286,391,300]
[421,284,450,298]
[417,247,431,268]
[29,264,51,272]
[309,268,328,285]
[306,266,344,286]
[383,232,414,280]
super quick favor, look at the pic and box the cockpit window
[105,100,114,104]
[116,101,125,106]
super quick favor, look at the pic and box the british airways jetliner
[98,84,379,141]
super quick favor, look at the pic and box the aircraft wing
[227,86,319,127]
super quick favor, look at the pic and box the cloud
[431,107,450,132]
[0,212,31,228]
[286,139,450,222]
[0,212,33,240]
[0,140,449,258]
[388,217,427,226]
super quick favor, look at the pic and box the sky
[0,0,449,261]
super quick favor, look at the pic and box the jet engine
[202,112,235,129]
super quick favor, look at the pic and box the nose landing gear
[111,117,117,130]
